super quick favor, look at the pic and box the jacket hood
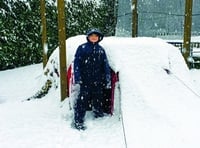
[86,28,104,43]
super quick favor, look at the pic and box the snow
[1,36,200,148]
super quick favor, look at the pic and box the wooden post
[57,0,68,101]
[183,0,193,67]
[40,0,48,68]
[132,0,138,37]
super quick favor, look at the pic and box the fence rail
[168,41,200,68]
[168,41,200,50]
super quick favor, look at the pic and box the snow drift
[37,35,200,147]
[1,35,200,148]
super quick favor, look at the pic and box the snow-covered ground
[1,36,200,148]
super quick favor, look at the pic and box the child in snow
[73,28,111,130]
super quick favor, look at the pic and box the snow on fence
[168,41,200,52]
[168,41,200,67]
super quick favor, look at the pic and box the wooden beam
[40,0,48,68]
[183,0,193,67]
[57,0,68,101]
[132,0,138,37]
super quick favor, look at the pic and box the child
[73,28,111,130]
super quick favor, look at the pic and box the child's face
[88,34,99,43]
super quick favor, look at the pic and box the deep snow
[1,36,200,148]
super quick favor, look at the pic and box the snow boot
[94,111,104,118]
[72,122,87,131]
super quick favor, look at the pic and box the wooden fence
[168,41,200,68]
[168,41,200,51]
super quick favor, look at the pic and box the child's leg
[74,89,88,124]
[92,87,104,117]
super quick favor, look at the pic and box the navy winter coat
[74,41,110,87]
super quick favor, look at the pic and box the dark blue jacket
[74,41,111,87]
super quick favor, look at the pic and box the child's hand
[105,82,111,89]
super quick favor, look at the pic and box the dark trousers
[74,84,104,124]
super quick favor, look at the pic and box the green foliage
[100,0,117,36]
[0,0,42,70]
[0,0,116,70]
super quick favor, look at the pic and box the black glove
[105,81,111,89]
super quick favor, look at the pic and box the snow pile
[1,36,200,148]
[102,37,200,147]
